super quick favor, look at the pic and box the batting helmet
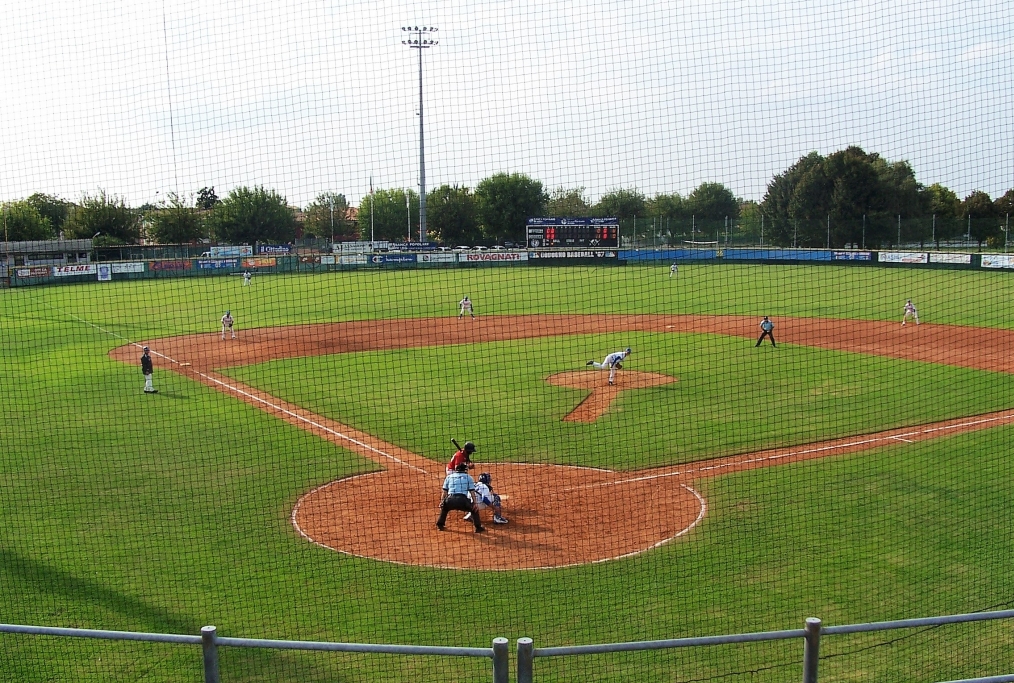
[479,472,491,486]
[464,441,476,454]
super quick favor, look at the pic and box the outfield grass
[1,264,1013,682]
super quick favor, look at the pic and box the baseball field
[2,263,1013,682]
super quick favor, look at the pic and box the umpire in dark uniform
[755,316,776,347]
[437,463,484,532]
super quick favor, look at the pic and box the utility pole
[402,26,438,244]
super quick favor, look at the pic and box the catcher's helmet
[464,441,476,454]
[479,472,491,486]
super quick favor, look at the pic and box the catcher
[464,472,508,525]
[586,347,631,386]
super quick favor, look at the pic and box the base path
[110,315,1014,570]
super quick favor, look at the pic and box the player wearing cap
[221,310,236,340]
[902,299,920,326]
[458,295,475,319]
[140,346,157,394]
[586,347,632,386]
[464,472,508,525]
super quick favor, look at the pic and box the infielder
[755,316,776,347]
[464,472,508,525]
[243,270,252,286]
[587,347,631,386]
[221,310,236,340]
[669,262,678,278]
[458,296,475,319]
[902,299,920,326]
[437,463,484,532]
[140,346,157,394]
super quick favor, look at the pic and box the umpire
[437,463,484,533]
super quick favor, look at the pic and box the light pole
[402,25,438,245]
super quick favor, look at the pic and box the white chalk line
[192,369,433,476]
[40,301,181,364]
[567,411,1014,491]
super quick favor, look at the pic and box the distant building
[1,239,95,267]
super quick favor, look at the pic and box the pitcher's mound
[546,370,678,422]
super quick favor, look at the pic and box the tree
[2,201,53,241]
[427,185,479,245]
[475,173,547,245]
[304,192,357,242]
[196,187,220,211]
[996,189,1014,249]
[961,190,999,249]
[25,193,71,235]
[207,186,296,244]
[594,188,646,238]
[925,183,963,245]
[546,187,591,217]
[687,182,740,220]
[63,191,140,243]
[149,193,204,244]
[355,188,420,243]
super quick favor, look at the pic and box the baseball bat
[451,438,461,451]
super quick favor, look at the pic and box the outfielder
[437,463,484,532]
[243,270,252,286]
[902,299,920,326]
[669,261,678,278]
[464,472,508,525]
[586,347,631,386]
[458,296,475,319]
[221,310,236,340]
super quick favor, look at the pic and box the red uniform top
[447,449,473,472]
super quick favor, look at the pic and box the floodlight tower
[401,25,438,244]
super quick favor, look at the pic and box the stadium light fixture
[402,25,438,244]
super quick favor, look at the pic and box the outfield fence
[5,610,1014,682]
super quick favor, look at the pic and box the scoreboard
[526,217,619,249]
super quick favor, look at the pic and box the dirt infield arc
[110,315,1014,570]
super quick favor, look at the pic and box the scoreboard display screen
[526,217,619,248]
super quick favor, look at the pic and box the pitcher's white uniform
[588,348,631,385]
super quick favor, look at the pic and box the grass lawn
[1,264,1012,682]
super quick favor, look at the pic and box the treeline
[2,148,1011,248]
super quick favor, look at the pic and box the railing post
[517,637,534,683]
[492,637,509,683]
[802,617,821,683]
[201,625,220,683]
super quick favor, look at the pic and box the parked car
[472,246,488,251]
[489,245,506,251]
[454,246,471,251]
[437,246,452,252]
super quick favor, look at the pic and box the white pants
[591,361,619,383]
[222,324,235,339]
[144,373,154,392]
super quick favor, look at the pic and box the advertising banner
[340,241,389,253]
[197,259,239,269]
[150,260,191,271]
[210,246,254,258]
[53,264,98,276]
[241,257,277,268]
[369,254,416,264]
[319,255,335,265]
[981,254,1014,269]
[878,252,928,264]
[461,252,529,263]
[929,253,971,264]
[257,244,291,254]
[15,266,52,278]
[832,251,873,261]
[339,254,367,265]
[417,252,459,264]
[96,264,112,281]
[529,250,617,259]
[111,262,145,274]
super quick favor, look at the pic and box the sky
[0,0,1011,209]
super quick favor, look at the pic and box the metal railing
[4,609,1013,682]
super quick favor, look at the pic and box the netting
[2,0,1013,681]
